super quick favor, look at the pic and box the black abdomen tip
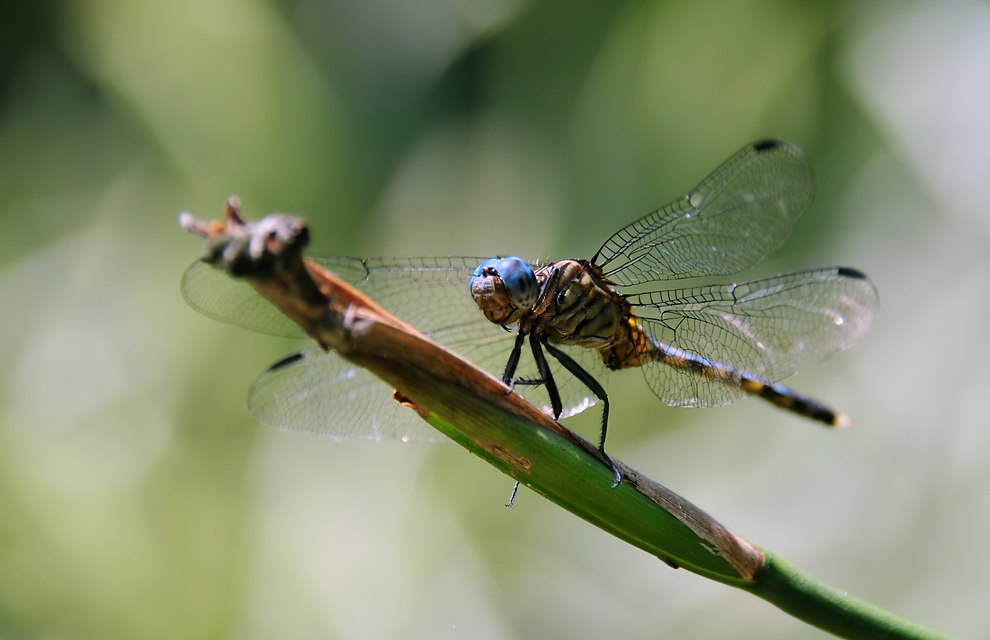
[269,352,305,372]
[752,139,781,152]
[836,267,867,280]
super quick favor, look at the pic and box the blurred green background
[1,0,988,638]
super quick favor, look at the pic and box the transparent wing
[183,255,606,439]
[594,140,814,285]
[181,258,316,338]
[627,268,879,408]
[181,255,487,338]
[248,347,450,442]
[247,341,608,441]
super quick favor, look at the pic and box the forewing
[181,255,491,338]
[594,140,814,285]
[340,256,494,340]
[628,268,879,408]
[180,256,370,338]
[182,259,308,337]
[248,347,449,442]
[185,255,604,439]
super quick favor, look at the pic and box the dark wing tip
[836,267,868,280]
[752,139,782,152]
[268,352,305,372]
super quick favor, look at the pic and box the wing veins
[593,141,814,285]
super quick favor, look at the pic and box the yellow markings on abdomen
[619,325,848,428]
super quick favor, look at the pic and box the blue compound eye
[495,256,538,308]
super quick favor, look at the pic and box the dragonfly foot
[600,449,622,488]
[505,481,520,508]
[504,377,544,395]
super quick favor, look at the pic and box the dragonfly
[181,139,879,484]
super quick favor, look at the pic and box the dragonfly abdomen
[739,380,848,427]
[603,316,848,427]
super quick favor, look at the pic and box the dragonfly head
[470,257,538,320]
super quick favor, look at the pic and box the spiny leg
[503,333,565,507]
[529,335,563,420]
[500,329,550,398]
[501,330,527,385]
[506,377,548,395]
[505,480,520,509]
[502,331,579,504]
[501,331,546,394]
[543,341,621,487]
[501,330,530,505]
[502,330,557,506]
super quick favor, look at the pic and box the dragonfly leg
[497,332,532,509]
[502,330,553,397]
[505,481,520,508]
[506,377,545,395]
[529,335,563,420]
[543,341,621,488]
[501,330,527,386]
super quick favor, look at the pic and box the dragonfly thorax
[471,256,632,353]
[525,260,627,350]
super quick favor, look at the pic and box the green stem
[745,552,955,640]
[347,324,956,639]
